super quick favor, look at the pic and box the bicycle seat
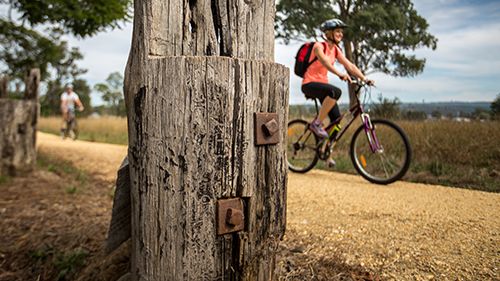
[304,94,318,101]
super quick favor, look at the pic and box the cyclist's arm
[75,97,84,111]
[313,44,349,81]
[336,51,373,84]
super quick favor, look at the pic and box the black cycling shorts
[302,82,342,122]
[302,82,342,100]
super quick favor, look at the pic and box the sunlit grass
[39,115,500,191]
[38,116,128,145]
[311,119,500,192]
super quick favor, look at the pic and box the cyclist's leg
[302,82,341,137]
[328,103,341,124]
[302,82,341,121]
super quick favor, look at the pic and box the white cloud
[64,25,133,84]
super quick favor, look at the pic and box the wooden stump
[126,56,288,280]
[0,99,38,176]
[123,0,289,280]
[0,69,39,176]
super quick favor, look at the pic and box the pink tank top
[302,42,339,85]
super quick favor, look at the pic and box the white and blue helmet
[320,19,348,32]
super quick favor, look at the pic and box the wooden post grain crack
[116,0,289,280]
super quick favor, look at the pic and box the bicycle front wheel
[287,119,319,173]
[70,119,79,140]
[350,119,411,184]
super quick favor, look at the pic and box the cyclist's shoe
[309,119,328,139]
[326,158,336,168]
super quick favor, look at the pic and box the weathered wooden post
[123,0,289,279]
[0,75,8,99]
[0,69,40,176]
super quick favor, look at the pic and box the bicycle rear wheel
[350,119,411,184]
[287,119,319,173]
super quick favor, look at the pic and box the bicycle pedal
[326,159,336,168]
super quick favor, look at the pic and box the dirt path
[37,133,128,182]
[36,132,500,280]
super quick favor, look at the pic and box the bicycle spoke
[287,120,319,173]
[350,119,411,184]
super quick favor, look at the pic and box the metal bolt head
[226,208,244,226]
[263,119,279,136]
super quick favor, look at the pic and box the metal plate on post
[217,198,245,235]
[255,112,280,146]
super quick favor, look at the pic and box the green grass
[54,248,89,280]
[0,175,10,185]
[30,246,88,281]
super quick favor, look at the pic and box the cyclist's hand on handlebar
[78,106,84,112]
[340,73,352,83]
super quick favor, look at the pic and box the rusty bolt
[263,119,279,136]
[225,208,244,226]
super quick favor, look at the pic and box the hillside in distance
[399,102,491,116]
[290,102,491,117]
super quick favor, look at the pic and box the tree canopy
[276,0,438,77]
[491,94,500,119]
[4,0,130,37]
[0,0,130,80]
[94,72,125,116]
[0,21,86,81]
[1,0,130,114]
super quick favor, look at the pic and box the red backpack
[294,42,327,77]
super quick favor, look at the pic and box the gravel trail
[36,132,500,280]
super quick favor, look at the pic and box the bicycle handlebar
[349,77,375,87]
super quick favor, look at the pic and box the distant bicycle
[61,109,80,140]
[287,79,412,184]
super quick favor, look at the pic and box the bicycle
[61,108,80,140]
[287,79,412,184]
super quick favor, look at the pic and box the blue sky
[2,0,499,105]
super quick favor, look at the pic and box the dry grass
[399,120,500,191]
[38,116,128,145]
[38,116,500,192]
[316,119,500,192]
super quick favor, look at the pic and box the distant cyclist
[301,18,374,166]
[60,83,84,134]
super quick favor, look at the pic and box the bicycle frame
[288,80,411,183]
[321,81,381,155]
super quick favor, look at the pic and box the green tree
[276,0,437,77]
[94,72,125,116]
[371,94,401,119]
[431,110,442,119]
[491,94,500,119]
[471,108,490,121]
[402,110,427,121]
[0,0,130,87]
[4,0,130,38]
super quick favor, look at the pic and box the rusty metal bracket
[255,112,280,146]
[217,198,245,235]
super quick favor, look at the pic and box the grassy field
[38,116,128,145]
[38,116,500,192]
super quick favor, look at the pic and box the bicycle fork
[361,113,382,153]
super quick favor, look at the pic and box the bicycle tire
[287,119,319,173]
[350,119,411,184]
[70,119,79,140]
